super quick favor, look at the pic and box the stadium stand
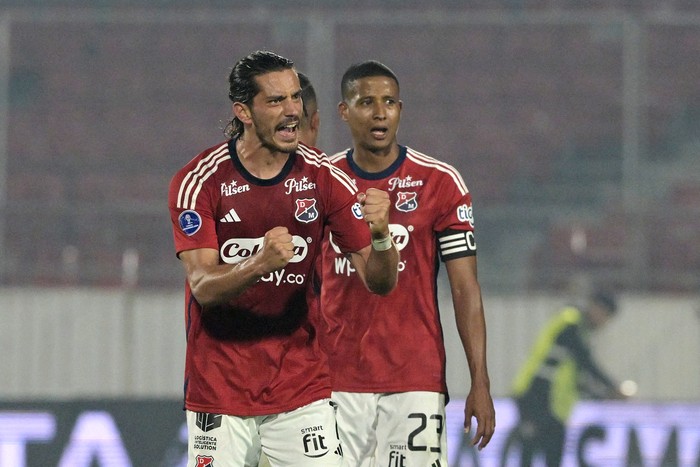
[1,4,699,292]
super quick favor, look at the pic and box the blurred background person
[297,71,320,148]
[505,289,627,466]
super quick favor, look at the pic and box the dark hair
[297,72,317,118]
[225,50,295,138]
[591,290,618,316]
[340,60,399,101]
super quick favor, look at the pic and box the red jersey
[320,146,477,394]
[168,140,369,416]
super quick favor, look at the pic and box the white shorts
[186,398,345,467]
[332,391,447,467]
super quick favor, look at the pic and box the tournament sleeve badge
[178,209,202,236]
[295,198,319,223]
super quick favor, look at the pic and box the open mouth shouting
[277,119,299,142]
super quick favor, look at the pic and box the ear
[338,101,348,122]
[233,102,252,124]
[310,110,320,132]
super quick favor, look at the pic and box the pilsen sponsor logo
[285,177,316,195]
[221,180,250,196]
[387,175,423,191]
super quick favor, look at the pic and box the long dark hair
[224,50,295,138]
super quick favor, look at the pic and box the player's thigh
[186,410,261,467]
[261,398,345,467]
[332,391,380,467]
[375,391,447,467]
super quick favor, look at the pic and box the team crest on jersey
[195,455,214,466]
[295,198,319,223]
[395,192,418,212]
[178,210,202,236]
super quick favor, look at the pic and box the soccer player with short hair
[168,51,398,467]
[297,71,320,148]
[318,60,495,466]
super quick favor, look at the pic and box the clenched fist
[260,226,295,274]
[357,187,391,238]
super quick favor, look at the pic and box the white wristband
[371,234,393,252]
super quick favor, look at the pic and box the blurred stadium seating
[0,2,698,292]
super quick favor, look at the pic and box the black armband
[437,229,476,261]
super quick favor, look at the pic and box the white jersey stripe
[176,142,228,208]
[177,143,229,209]
[187,153,230,210]
[298,145,357,194]
[182,152,230,210]
[330,147,467,196]
[405,148,469,196]
[328,151,346,164]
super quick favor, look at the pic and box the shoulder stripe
[176,143,229,210]
[297,145,357,194]
[405,147,469,196]
[328,150,349,163]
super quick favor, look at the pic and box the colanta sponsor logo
[221,236,310,264]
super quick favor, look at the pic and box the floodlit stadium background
[0,1,698,466]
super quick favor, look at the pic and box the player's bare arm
[348,187,399,296]
[446,256,496,450]
[179,226,294,306]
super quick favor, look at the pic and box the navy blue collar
[228,138,296,186]
[345,145,406,180]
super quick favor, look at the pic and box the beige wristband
[371,234,393,251]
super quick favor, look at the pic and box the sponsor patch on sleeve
[457,203,474,227]
[178,210,202,236]
[351,202,363,220]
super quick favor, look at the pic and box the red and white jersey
[320,145,477,394]
[168,139,369,416]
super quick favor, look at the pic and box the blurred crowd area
[0,0,699,10]
[0,1,699,293]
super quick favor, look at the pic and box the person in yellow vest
[509,290,625,466]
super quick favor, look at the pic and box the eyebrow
[264,88,302,102]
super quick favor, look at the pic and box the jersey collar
[345,145,407,180]
[228,138,296,186]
